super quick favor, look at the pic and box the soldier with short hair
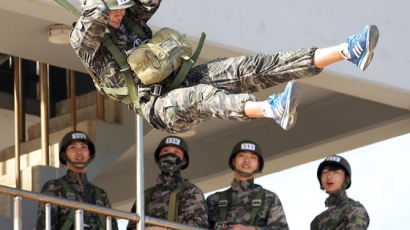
[207,140,288,230]
[127,136,208,229]
[311,155,369,230]
[69,0,379,134]
[36,131,118,230]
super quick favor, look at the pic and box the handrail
[0,184,139,222]
[0,184,206,230]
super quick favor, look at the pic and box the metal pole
[70,70,77,130]
[40,63,50,166]
[97,93,105,120]
[14,57,25,142]
[13,57,21,189]
[136,115,144,230]
[106,216,112,230]
[45,203,51,230]
[75,209,84,230]
[13,196,22,230]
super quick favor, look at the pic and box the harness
[55,0,206,114]
[144,181,190,222]
[215,188,266,228]
[57,178,106,230]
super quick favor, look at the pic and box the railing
[0,184,206,230]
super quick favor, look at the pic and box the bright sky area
[118,132,410,229]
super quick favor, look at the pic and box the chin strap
[65,158,91,169]
[233,166,261,177]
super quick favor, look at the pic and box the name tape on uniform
[326,156,341,162]
[165,137,181,146]
[117,0,131,6]
[241,143,256,151]
[72,133,87,140]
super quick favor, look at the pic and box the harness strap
[144,187,154,213]
[101,33,145,112]
[168,181,190,222]
[144,181,190,222]
[217,188,232,223]
[167,32,206,92]
[122,16,151,41]
[57,178,106,230]
[216,187,266,226]
[94,187,106,230]
[327,202,350,229]
[249,188,265,226]
[58,178,77,230]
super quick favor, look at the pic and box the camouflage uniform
[311,190,369,230]
[127,172,208,229]
[207,179,289,230]
[36,169,118,230]
[70,0,323,134]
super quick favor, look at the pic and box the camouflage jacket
[70,0,161,102]
[36,169,118,230]
[311,190,369,230]
[206,179,289,230]
[127,172,208,229]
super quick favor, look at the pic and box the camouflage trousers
[140,47,322,133]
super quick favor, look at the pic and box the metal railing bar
[40,63,50,166]
[14,196,22,230]
[136,115,144,230]
[45,203,51,230]
[1,185,207,230]
[13,56,21,189]
[69,70,77,131]
[106,216,112,230]
[0,185,139,222]
[75,209,84,230]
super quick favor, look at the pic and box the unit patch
[165,137,181,146]
[326,156,341,162]
[241,143,256,151]
[71,133,87,140]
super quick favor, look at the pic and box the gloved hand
[81,0,108,14]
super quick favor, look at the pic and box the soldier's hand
[228,224,257,230]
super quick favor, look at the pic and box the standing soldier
[36,131,118,230]
[311,155,369,229]
[207,140,288,230]
[68,0,379,134]
[127,136,208,229]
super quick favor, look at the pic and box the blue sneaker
[267,80,301,130]
[343,25,379,71]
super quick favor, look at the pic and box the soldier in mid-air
[36,131,118,230]
[69,0,379,134]
[127,136,208,229]
[207,140,288,230]
[311,155,369,230]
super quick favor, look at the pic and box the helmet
[154,136,189,170]
[229,140,264,172]
[103,0,135,10]
[59,131,95,165]
[317,155,351,189]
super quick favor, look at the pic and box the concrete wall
[0,108,40,151]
